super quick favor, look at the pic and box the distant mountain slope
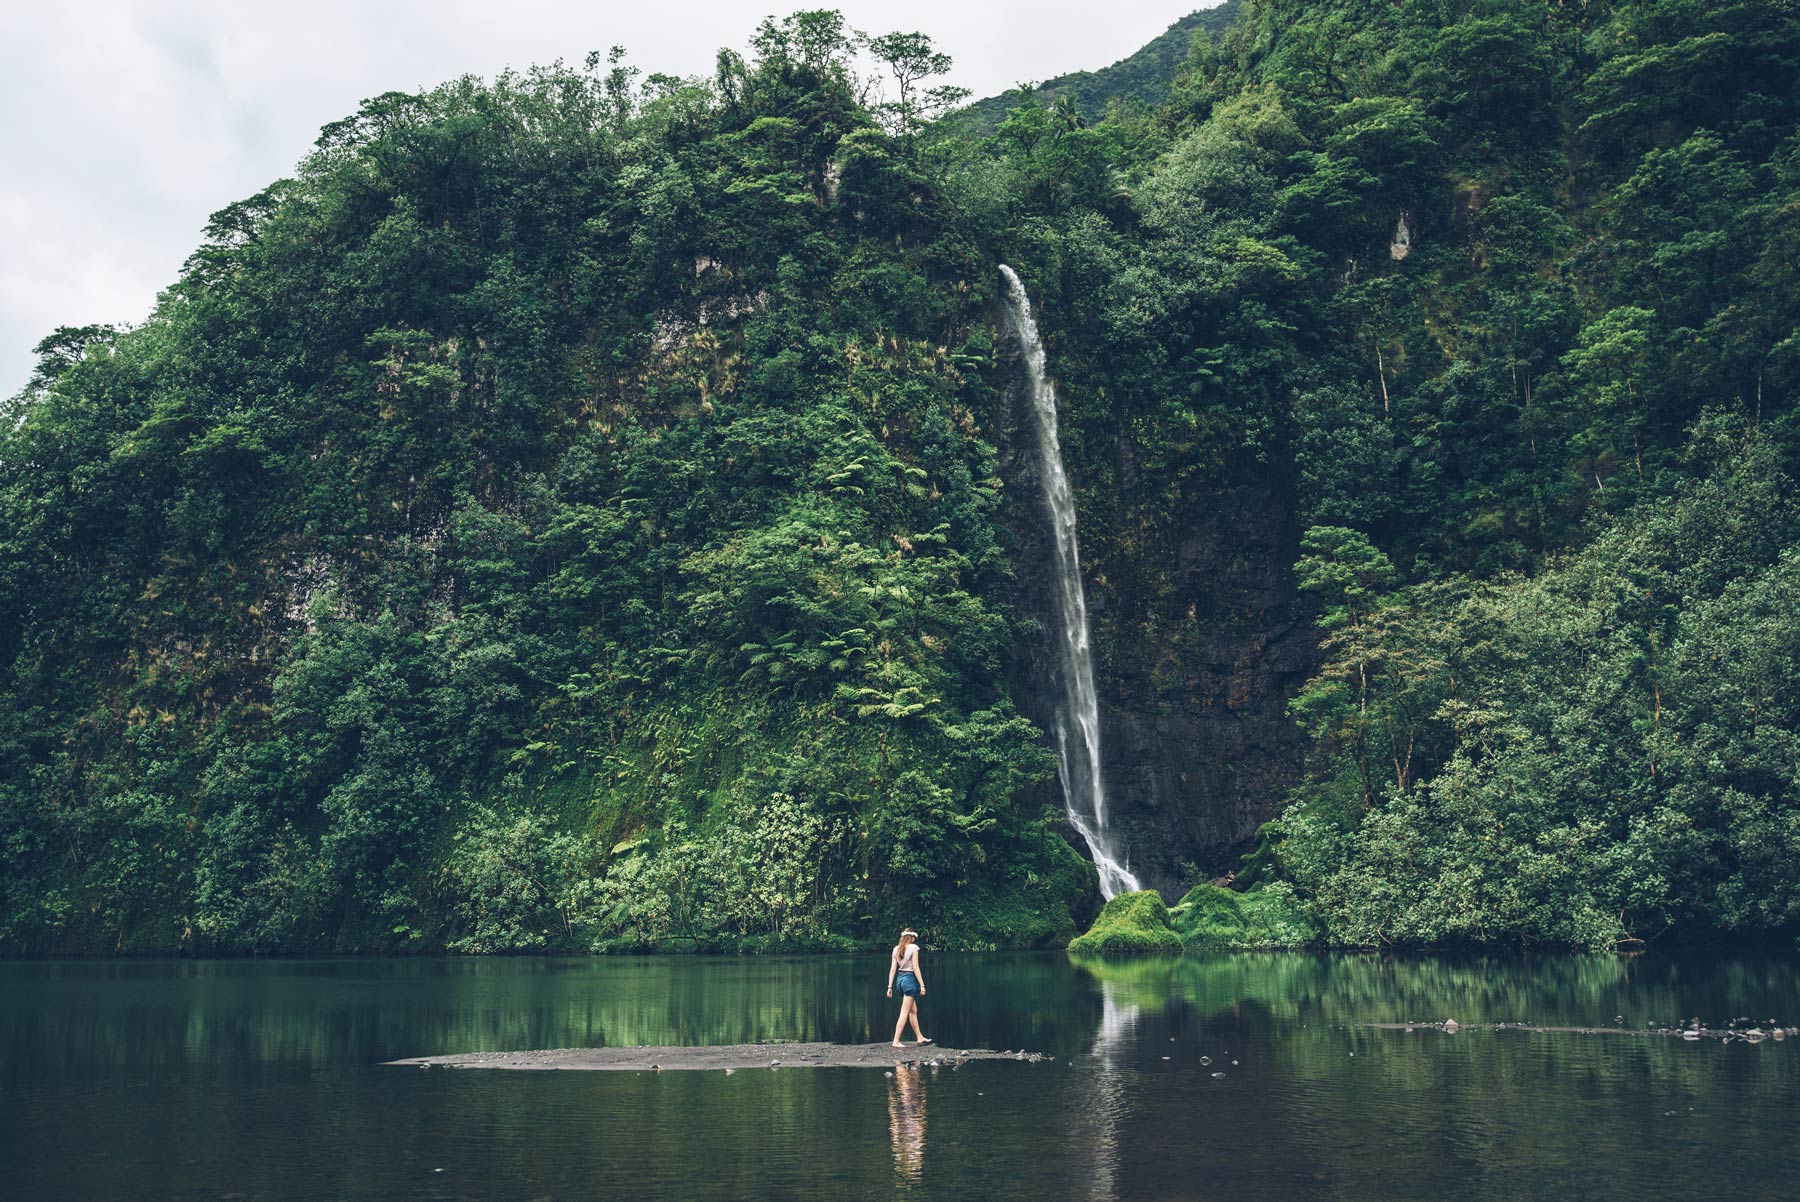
[956,1,1240,130]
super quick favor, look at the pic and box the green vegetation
[1168,881,1319,949]
[1068,890,1184,956]
[956,2,1242,132]
[965,0,1800,952]
[4,1,1800,954]
[1068,879,1318,955]
[0,16,1088,954]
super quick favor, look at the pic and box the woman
[886,928,932,1048]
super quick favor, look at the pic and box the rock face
[993,320,1316,897]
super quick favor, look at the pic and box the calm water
[4,951,1798,1201]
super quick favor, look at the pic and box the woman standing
[886,928,932,1048]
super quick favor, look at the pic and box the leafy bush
[1170,881,1319,949]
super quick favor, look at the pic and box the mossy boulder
[1170,881,1319,949]
[1067,890,1185,957]
[1169,882,1253,947]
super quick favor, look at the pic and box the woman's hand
[919,986,926,996]
[886,987,893,998]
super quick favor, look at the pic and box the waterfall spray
[999,265,1141,899]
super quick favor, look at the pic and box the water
[999,264,1140,897]
[5,951,1798,1201]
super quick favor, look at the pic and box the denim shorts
[896,971,920,997]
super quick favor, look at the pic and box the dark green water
[4,952,1797,1201]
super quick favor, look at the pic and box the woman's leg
[892,996,910,1046]
[907,997,926,1042]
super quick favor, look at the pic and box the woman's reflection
[887,1063,926,1181]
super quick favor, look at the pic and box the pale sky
[0,1,1221,394]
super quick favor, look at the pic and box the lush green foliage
[1278,428,1800,949]
[946,0,1800,950]
[1068,889,1185,957]
[1168,881,1318,949]
[0,17,1088,953]
[5,0,1800,954]
[955,2,1243,133]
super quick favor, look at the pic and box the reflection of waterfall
[999,264,1142,898]
[887,1063,926,1183]
[1086,981,1141,1201]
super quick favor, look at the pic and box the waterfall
[999,265,1142,899]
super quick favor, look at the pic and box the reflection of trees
[887,1064,926,1182]
[1069,950,1800,1202]
[1068,950,1698,1028]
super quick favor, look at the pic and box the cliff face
[993,321,1315,898]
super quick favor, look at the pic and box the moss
[1170,881,1320,949]
[1067,890,1185,957]
[1170,882,1252,948]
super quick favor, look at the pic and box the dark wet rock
[992,333,1315,895]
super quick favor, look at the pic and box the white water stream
[999,265,1141,898]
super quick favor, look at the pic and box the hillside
[956,2,1240,131]
[4,1,1799,955]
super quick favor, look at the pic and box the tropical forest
[4,0,1799,960]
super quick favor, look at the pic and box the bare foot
[891,1041,904,1048]
[915,1037,933,1045]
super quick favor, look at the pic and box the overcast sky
[0,1,1221,393]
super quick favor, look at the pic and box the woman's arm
[886,949,897,997]
[913,951,925,995]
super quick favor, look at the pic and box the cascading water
[999,264,1142,899]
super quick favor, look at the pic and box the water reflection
[3,952,1798,1202]
[888,1063,927,1182]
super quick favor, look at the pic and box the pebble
[1443,1019,1460,1033]
[1200,1056,1212,1066]
[1211,1072,1227,1079]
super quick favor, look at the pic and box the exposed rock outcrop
[993,315,1315,897]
